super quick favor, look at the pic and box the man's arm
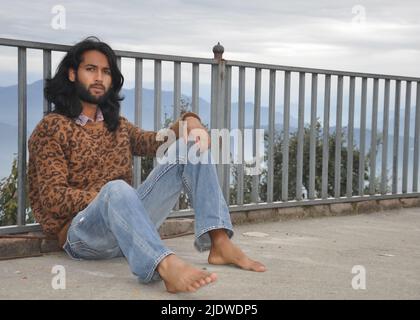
[127,111,202,157]
[29,128,98,222]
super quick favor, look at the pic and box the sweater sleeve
[126,111,201,157]
[28,121,98,222]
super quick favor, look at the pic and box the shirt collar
[75,108,104,126]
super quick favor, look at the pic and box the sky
[0,0,420,89]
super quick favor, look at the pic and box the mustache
[90,84,105,90]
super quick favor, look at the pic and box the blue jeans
[63,139,234,283]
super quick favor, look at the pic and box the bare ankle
[209,229,230,246]
[157,253,176,276]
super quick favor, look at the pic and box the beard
[75,79,111,105]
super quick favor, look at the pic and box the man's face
[69,50,113,104]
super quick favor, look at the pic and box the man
[28,37,265,294]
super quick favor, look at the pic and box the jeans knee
[102,179,133,198]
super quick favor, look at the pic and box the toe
[209,273,217,281]
[252,262,266,272]
[187,286,197,293]
[256,265,266,272]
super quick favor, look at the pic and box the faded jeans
[63,139,234,283]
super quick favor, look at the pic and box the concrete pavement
[1,208,419,300]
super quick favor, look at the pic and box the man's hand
[184,117,211,152]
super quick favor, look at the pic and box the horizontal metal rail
[0,38,215,65]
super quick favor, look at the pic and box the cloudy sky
[1,0,419,86]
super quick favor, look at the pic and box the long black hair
[45,36,124,132]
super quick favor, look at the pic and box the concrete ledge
[356,200,382,214]
[277,206,306,220]
[158,218,194,238]
[247,209,278,223]
[329,203,354,216]
[400,197,420,208]
[305,204,330,218]
[231,196,420,227]
[380,199,403,211]
[0,238,42,260]
[1,196,420,260]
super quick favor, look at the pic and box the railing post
[211,43,229,202]
[43,49,52,115]
[133,58,143,189]
[17,47,27,226]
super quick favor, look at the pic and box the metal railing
[0,37,419,235]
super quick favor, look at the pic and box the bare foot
[208,230,266,272]
[157,254,217,293]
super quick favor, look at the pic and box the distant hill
[0,79,298,129]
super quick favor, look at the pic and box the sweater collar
[75,108,104,126]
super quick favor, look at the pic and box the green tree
[0,155,34,226]
[229,120,373,204]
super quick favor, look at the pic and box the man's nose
[95,70,104,82]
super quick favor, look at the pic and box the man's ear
[68,68,76,82]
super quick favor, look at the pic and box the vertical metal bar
[282,71,291,201]
[172,57,180,210]
[413,82,420,192]
[369,78,379,195]
[402,81,411,193]
[359,78,367,195]
[334,75,343,198]
[133,58,143,189]
[42,49,51,115]
[216,61,226,186]
[322,75,331,199]
[17,47,27,226]
[381,79,390,194]
[296,72,305,201]
[192,63,199,114]
[346,76,355,197]
[392,80,401,194]
[154,60,162,131]
[172,62,182,211]
[237,67,245,205]
[173,61,181,120]
[223,66,232,203]
[154,60,162,168]
[309,74,318,200]
[252,68,261,203]
[267,69,276,202]
[210,64,218,130]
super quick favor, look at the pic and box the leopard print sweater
[28,111,200,247]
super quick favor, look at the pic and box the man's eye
[104,70,111,75]
[86,67,94,71]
